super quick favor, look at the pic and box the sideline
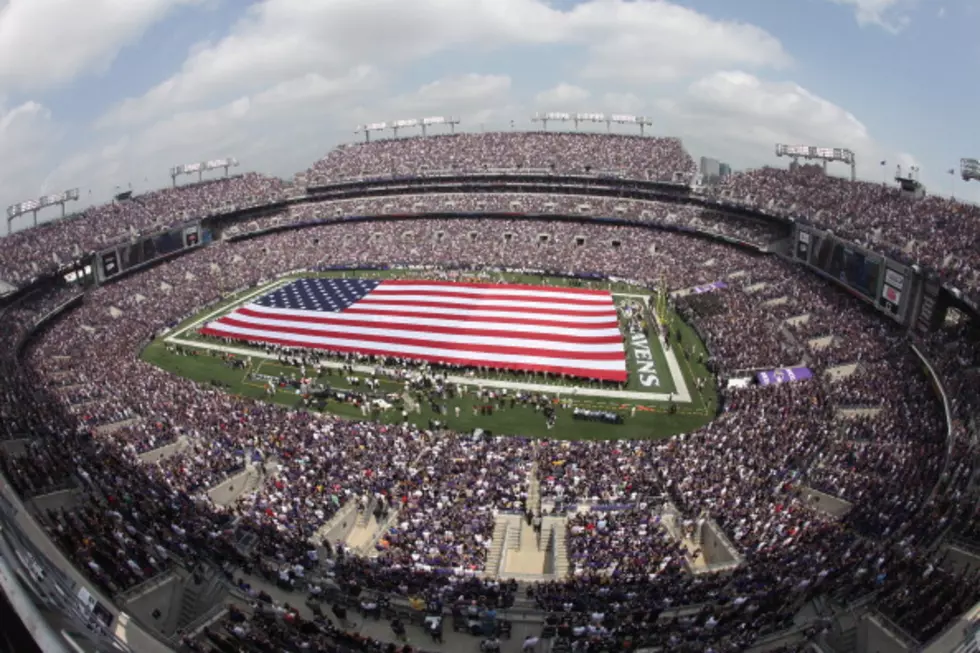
[166,278,293,341]
[164,336,693,403]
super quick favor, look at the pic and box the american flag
[200,278,628,382]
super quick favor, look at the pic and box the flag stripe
[330,305,615,325]
[368,287,612,304]
[378,279,612,296]
[356,295,614,312]
[205,321,627,359]
[203,278,629,382]
[199,326,628,380]
[228,308,624,341]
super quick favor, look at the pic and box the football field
[143,270,717,440]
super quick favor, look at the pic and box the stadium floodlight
[531,112,572,131]
[204,158,240,175]
[389,118,420,139]
[574,112,606,130]
[420,116,460,137]
[609,114,653,136]
[775,143,856,182]
[170,157,239,186]
[961,158,980,182]
[5,186,80,233]
[354,122,387,143]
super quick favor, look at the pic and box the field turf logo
[629,332,660,387]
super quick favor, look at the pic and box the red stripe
[368,289,610,306]
[211,317,626,361]
[199,327,628,382]
[379,279,612,296]
[228,309,623,344]
[252,306,619,330]
[347,300,613,317]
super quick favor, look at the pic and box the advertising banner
[757,367,813,386]
[691,281,728,294]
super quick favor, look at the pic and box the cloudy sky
[0,0,977,230]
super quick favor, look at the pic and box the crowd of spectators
[306,133,697,186]
[706,163,980,305]
[0,213,975,648]
[221,193,783,248]
[0,173,286,288]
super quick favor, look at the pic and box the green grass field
[143,270,718,440]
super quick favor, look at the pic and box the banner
[757,367,813,386]
[101,251,119,278]
[882,284,901,305]
[884,268,904,291]
[183,225,200,248]
[691,281,728,294]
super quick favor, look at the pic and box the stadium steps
[139,435,189,464]
[308,500,358,548]
[484,515,515,577]
[527,464,542,517]
[544,515,570,579]
[175,565,228,632]
[355,497,375,529]
[357,508,402,559]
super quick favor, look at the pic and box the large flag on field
[200,278,628,382]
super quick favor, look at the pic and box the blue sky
[0,0,977,231]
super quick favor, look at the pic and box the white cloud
[391,74,513,113]
[656,71,911,181]
[99,0,789,128]
[828,0,915,31]
[0,101,60,221]
[0,0,203,90]
[566,0,791,83]
[534,83,591,108]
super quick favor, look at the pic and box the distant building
[700,157,720,180]
[699,157,731,185]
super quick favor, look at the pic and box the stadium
[1,118,979,653]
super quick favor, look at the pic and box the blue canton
[254,278,381,313]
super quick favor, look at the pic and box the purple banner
[691,281,728,295]
[757,366,813,386]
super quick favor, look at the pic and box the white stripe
[358,293,614,312]
[205,322,627,371]
[375,284,612,302]
[239,304,620,336]
[244,302,617,325]
[219,313,626,353]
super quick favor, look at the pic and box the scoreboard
[795,226,910,322]
[97,222,209,282]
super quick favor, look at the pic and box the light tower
[959,158,980,199]
[531,112,572,131]
[775,144,856,182]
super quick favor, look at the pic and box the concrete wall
[698,518,741,568]
[29,489,80,514]
[857,614,915,653]
[206,467,255,506]
[121,572,183,640]
[942,542,980,575]
[800,486,853,518]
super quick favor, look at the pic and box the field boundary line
[166,278,293,341]
[164,336,694,404]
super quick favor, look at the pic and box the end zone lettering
[630,332,660,387]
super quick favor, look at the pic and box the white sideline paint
[167,278,293,340]
[164,335,693,403]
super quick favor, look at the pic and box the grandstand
[0,127,978,653]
